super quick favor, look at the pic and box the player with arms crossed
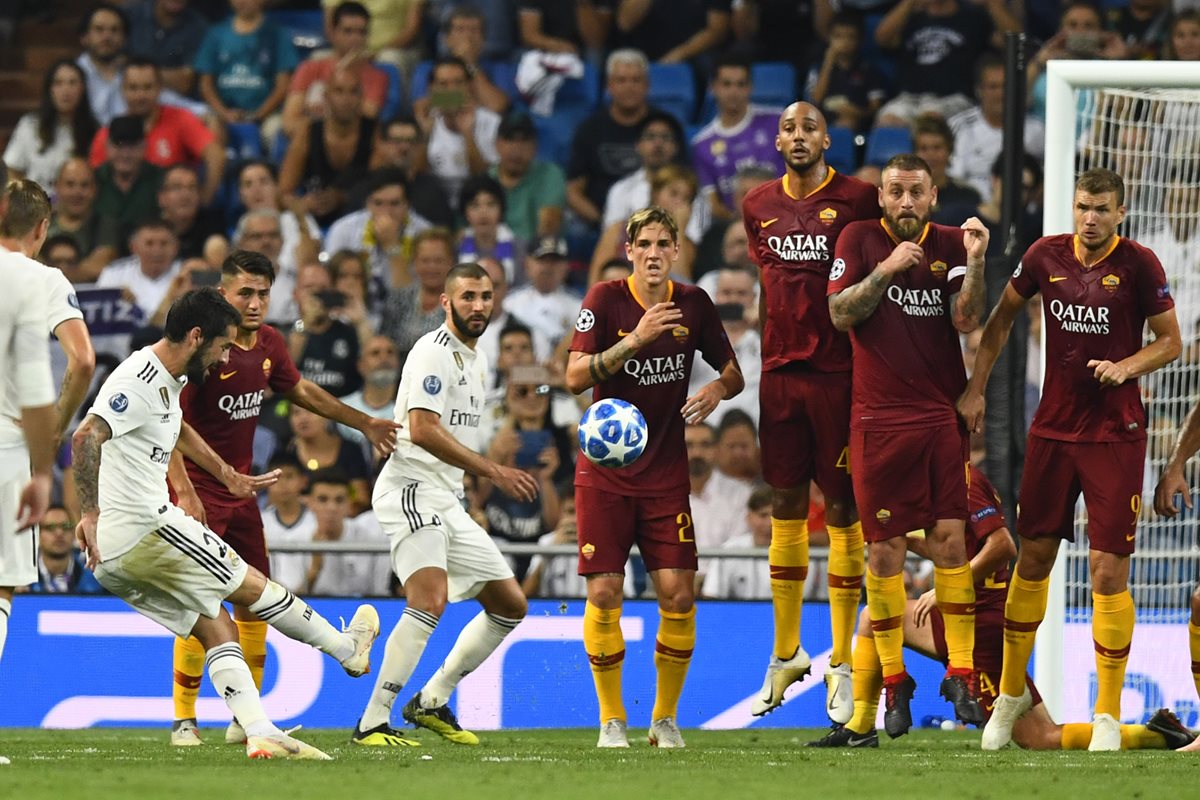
[166,250,401,747]
[742,100,878,720]
[827,153,989,737]
[72,288,381,761]
[351,262,539,748]
[566,206,743,748]
[960,167,1181,751]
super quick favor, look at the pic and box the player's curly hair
[1076,167,1125,206]
[163,287,240,344]
[625,206,679,246]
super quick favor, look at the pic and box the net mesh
[1064,87,1200,625]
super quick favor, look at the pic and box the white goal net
[1038,61,1200,725]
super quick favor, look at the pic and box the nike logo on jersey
[219,370,237,380]
[618,329,631,337]
[1126,532,1135,541]
[760,217,779,228]
[1049,276,1069,283]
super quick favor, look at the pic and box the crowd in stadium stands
[0,0,1187,600]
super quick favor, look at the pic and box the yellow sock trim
[1092,590,1134,718]
[1189,621,1200,701]
[652,607,696,721]
[865,569,907,679]
[847,630,881,735]
[1121,724,1166,750]
[999,570,1049,697]
[584,601,626,723]
[172,635,206,721]
[769,517,809,660]
[235,619,269,691]
[1060,722,1092,749]
[826,522,864,666]
[934,564,976,670]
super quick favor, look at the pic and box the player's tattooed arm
[71,414,112,516]
[566,302,683,393]
[952,217,991,332]
[828,269,891,331]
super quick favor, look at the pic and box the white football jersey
[0,248,55,482]
[375,324,487,496]
[0,254,84,450]
[86,346,186,561]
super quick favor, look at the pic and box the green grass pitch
[2,727,1197,799]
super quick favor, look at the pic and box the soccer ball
[577,398,648,468]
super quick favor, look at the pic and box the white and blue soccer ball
[577,398,648,468]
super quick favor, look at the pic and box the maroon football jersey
[966,466,1011,609]
[1011,234,1174,443]
[181,324,301,506]
[569,278,736,497]
[828,219,969,431]
[743,169,879,373]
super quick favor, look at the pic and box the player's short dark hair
[445,261,491,293]
[711,52,751,82]
[498,318,533,343]
[458,173,507,220]
[1076,167,1125,206]
[307,467,351,491]
[79,2,127,36]
[163,287,240,344]
[331,0,370,27]
[626,206,679,246]
[748,485,773,512]
[717,408,757,439]
[0,178,51,238]
[911,114,954,151]
[882,153,933,178]
[222,249,276,285]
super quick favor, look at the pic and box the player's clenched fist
[960,216,990,259]
[878,241,923,275]
[956,389,986,434]
[1087,358,1130,386]
[632,302,683,346]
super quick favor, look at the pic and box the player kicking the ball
[72,289,380,761]
[566,206,743,748]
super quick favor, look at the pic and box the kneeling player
[566,207,743,748]
[72,289,380,761]
[809,465,1194,751]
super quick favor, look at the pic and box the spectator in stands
[262,453,315,593]
[41,235,85,282]
[48,157,119,281]
[93,116,166,253]
[235,162,322,314]
[491,110,566,243]
[805,12,887,133]
[371,115,455,228]
[603,110,709,244]
[874,0,1019,128]
[379,227,455,359]
[457,174,524,283]
[692,53,782,221]
[1166,10,1200,60]
[95,218,182,321]
[566,48,658,228]
[5,60,98,189]
[700,485,773,600]
[434,2,517,98]
[287,410,372,512]
[125,0,209,96]
[157,164,227,263]
[729,0,833,73]
[335,334,400,454]
[1027,1,1126,121]
[911,114,981,226]
[325,168,434,291]
[971,154,1042,268]
[327,249,381,342]
[321,0,425,74]
[523,486,586,598]
[1108,0,1170,60]
[947,53,1045,203]
[684,422,742,587]
[194,0,298,136]
[77,3,131,126]
[283,1,390,139]
[27,506,105,594]
[714,408,761,487]
[693,163,774,277]
[613,0,731,70]
[413,55,502,207]
[689,266,761,427]
[475,262,552,387]
[289,261,364,397]
[234,207,308,324]
[517,0,611,59]
[303,469,390,593]
[506,235,581,347]
[89,60,225,205]
[595,257,632,282]
[279,66,377,228]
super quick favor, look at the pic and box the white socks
[248,581,352,663]
[420,613,521,708]
[205,642,279,738]
[359,607,439,730]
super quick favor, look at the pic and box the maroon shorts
[1017,435,1145,555]
[850,423,969,542]
[575,487,697,575]
[205,499,269,576]
[930,598,1042,720]
[759,367,854,499]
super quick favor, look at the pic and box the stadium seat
[378,62,403,121]
[864,126,911,166]
[532,114,572,165]
[750,62,797,108]
[269,10,326,54]
[646,63,695,126]
[826,125,858,174]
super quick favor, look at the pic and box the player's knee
[586,576,625,609]
[409,592,447,618]
[1011,719,1054,751]
[823,498,855,527]
[656,586,694,614]
[771,487,808,520]
[1088,553,1128,595]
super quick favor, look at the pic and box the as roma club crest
[262,357,272,377]
[1102,274,1120,293]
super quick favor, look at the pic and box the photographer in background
[288,261,363,398]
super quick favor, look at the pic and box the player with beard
[351,262,540,748]
[827,153,990,738]
[741,101,879,722]
[166,250,402,747]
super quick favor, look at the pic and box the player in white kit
[71,288,381,761]
[351,262,539,748]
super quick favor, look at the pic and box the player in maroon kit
[566,206,742,749]
[827,153,990,738]
[960,168,1181,752]
[741,100,879,721]
[166,250,402,746]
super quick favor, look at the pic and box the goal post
[1037,60,1200,721]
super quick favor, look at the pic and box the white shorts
[0,456,35,587]
[375,479,512,603]
[94,505,249,637]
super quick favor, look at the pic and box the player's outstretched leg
[754,492,811,717]
[824,516,864,725]
[585,575,629,748]
[1057,708,1195,751]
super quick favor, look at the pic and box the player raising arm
[566,206,742,748]
[959,167,1180,752]
[827,153,989,738]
